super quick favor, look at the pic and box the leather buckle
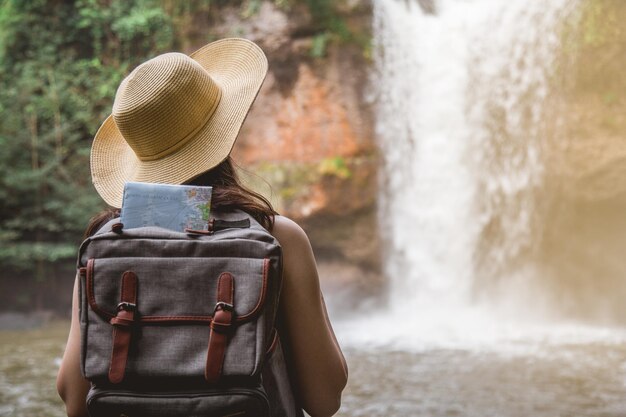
[214,301,234,313]
[116,302,137,312]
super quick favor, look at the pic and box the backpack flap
[78,214,282,387]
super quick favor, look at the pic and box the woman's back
[56,37,347,417]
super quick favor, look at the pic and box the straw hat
[90,38,268,208]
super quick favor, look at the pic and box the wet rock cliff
[539,0,626,322]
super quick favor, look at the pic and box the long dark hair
[84,157,277,238]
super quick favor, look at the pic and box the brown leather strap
[108,271,137,384]
[205,272,234,383]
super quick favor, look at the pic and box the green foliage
[310,33,329,58]
[298,0,371,58]
[273,0,291,11]
[0,0,175,276]
[0,243,76,272]
[241,0,263,19]
[244,156,357,214]
[562,0,626,95]
[579,0,623,47]
[318,156,352,179]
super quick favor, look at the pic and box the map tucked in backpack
[77,203,303,416]
[119,181,213,232]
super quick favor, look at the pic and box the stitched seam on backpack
[86,258,114,320]
[236,257,269,322]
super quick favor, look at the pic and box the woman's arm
[56,276,90,417]
[271,216,349,417]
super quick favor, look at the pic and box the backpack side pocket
[262,330,304,417]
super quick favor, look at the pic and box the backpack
[77,209,303,417]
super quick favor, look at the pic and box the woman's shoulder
[270,215,310,247]
[270,215,317,272]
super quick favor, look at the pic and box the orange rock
[234,63,363,165]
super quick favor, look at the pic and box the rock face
[190,1,382,299]
[236,51,377,220]
[537,0,626,323]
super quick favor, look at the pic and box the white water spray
[375,0,570,316]
[336,0,626,349]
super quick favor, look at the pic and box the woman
[56,38,348,417]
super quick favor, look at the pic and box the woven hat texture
[90,38,268,208]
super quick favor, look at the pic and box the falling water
[371,0,574,343]
[336,0,626,349]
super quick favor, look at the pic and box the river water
[0,322,67,417]
[2,321,626,416]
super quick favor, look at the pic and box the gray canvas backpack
[77,210,303,417]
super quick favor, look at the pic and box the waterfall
[348,0,603,347]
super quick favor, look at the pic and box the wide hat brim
[90,38,268,208]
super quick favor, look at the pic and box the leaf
[310,32,328,58]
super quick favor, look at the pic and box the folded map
[120,182,212,232]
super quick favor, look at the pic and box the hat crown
[112,53,221,161]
